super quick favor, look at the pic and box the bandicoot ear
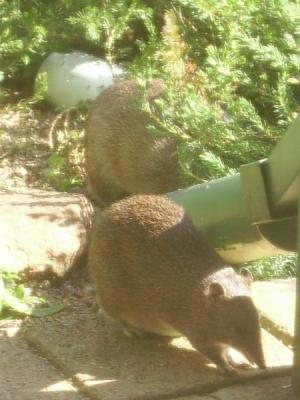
[208,282,225,301]
[240,267,253,285]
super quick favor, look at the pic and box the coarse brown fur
[85,79,186,207]
[88,195,266,374]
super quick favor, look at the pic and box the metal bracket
[240,160,272,224]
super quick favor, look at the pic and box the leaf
[0,276,64,318]
[15,284,25,299]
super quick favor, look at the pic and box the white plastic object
[36,51,125,108]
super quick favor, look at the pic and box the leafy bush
[0,0,157,91]
[133,0,300,182]
[1,2,299,180]
[243,253,297,281]
[41,109,86,191]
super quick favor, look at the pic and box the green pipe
[168,172,295,264]
[263,117,300,216]
[168,117,300,263]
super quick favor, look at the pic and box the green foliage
[67,1,156,63]
[1,2,298,180]
[243,253,297,281]
[133,0,300,182]
[33,71,48,102]
[0,0,157,88]
[0,270,64,319]
[0,270,41,319]
[42,119,85,191]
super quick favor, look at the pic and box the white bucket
[36,51,125,108]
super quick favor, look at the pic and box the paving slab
[261,328,292,367]
[194,376,295,400]
[170,397,215,400]
[172,376,295,399]
[0,320,88,400]
[24,308,223,400]
[23,289,293,400]
[253,279,295,345]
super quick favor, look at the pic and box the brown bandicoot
[85,79,186,207]
[88,195,266,374]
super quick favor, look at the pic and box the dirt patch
[0,105,55,189]
[0,103,86,191]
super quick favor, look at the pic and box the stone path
[173,376,294,399]
[0,278,298,399]
[0,321,87,400]
[252,279,295,347]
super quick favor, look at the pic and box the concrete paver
[24,308,224,400]
[170,397,214,399]
[0,276,290,400]
[0,320,88,400]
[202,376,295,400]
[252,279,295,345]
[171,376,296,399]
[23,291,293,400]
[261,329,293,367]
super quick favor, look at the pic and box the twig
[48,111,65,150]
